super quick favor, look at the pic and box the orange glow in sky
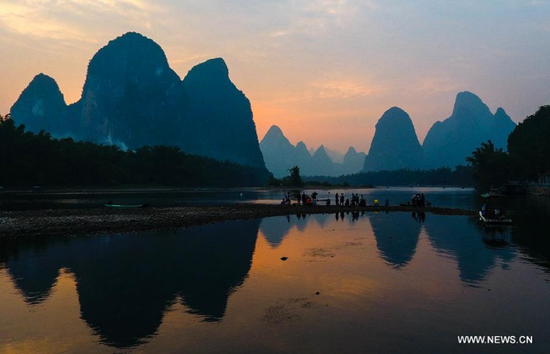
[1,0,549,152]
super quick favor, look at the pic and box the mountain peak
[364,107,424,171]
[376,107,412,127]
[495,107,508,116]
[264,125,284,138]
[186,58,229,81]
[423,92,515,168]
[31,73,57,84]
[452,91,491,116]
[10,73,67,133]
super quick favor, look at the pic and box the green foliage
[508,105,550,181]
[0,117,268,187]
[466,140,511,189]
[304,166,474,187]
[463,105,550,188]
[281,166,304,187]
[267,176,282,187]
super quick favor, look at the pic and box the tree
[282,166,304,187]
[508,105,550,182]
[466,140,511,189]
[0,120,269,187]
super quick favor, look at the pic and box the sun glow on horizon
[1,0,549,152]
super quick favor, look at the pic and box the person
[359,195,366,207]
[374,199,379,207]
[420,193,426,207]
[302,193,307,205]
[326,198,331,206]
[340,193,344,206]
[345,198,350,207]
[312,191,318,202]
[335,193,339,206]
[296,192,302,205]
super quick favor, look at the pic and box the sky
[1,0,549,153]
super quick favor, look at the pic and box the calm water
[0,187,477,211]
[1,212,549,353]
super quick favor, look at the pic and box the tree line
[467,105,550,189]
[0,115,269,188]
[303,165,474,187]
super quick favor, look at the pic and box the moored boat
[479,211,512,225]
[105,203,149,209]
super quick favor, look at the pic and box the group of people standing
[282,191,390,207]
[411,193,426,207]
[282,192,319,205]
[332,193,389,207]
[333,193,368,207]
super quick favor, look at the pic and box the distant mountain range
[260,126,366,177]
[367,92,515,171]
[11,32,266,171]
[262,92,516,176]
[10,33,517,178]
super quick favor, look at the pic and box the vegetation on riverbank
[0,115,269,187]
[467,105,550,189]
[302,166,474,187]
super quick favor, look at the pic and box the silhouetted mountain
[311,145,336,176]
[181,58,266,169]
[260,125,298,177]
[11,32,267,173]
[0,219,260,349]
[423,92,516,168]
[295,141,313,171]
[343,147,367,175]
[10,74,69,135]
[259,125,365,177]
[492,107,517,148]
[77,32,183,149]
[325,147,344,164]
[364,107,425,171]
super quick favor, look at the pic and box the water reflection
[0,220,260,348]
[2,212,550,352]
[424,215,516,285]
[371,213,421,269]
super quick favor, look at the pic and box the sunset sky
[1,0,549,153]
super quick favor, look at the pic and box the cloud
[0,0,154,42]
[313,79,385,99]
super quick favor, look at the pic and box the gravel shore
[0,204,477,238]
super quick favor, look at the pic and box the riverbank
[0,203,477,238]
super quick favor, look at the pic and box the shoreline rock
[0,204,476,239]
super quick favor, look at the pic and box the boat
[105,203,149,209]
[479,191,512,225]
[479,211,512,225]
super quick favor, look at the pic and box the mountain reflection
[0,219,260,349]
[370,212,422,269]
[424,215,515,285]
